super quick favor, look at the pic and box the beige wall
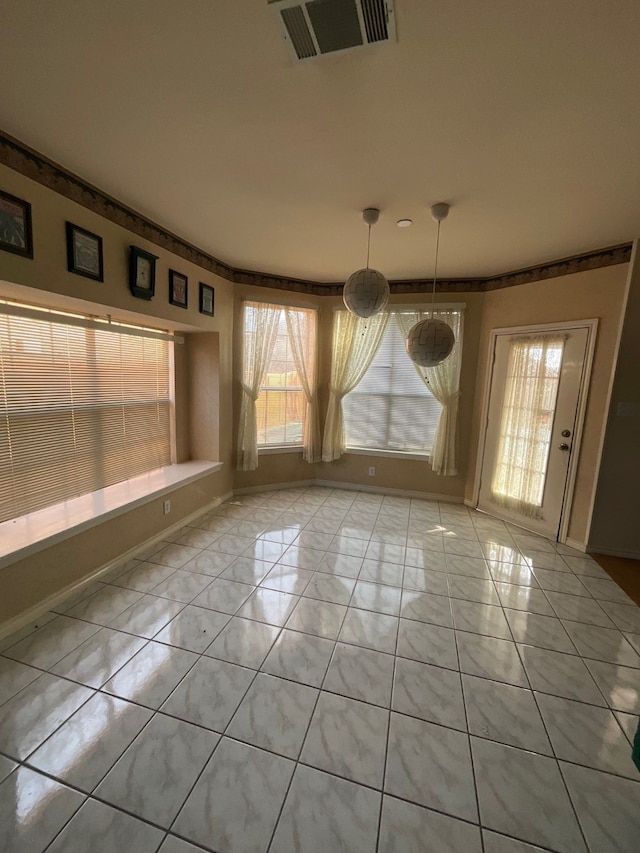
[465,264,628,545]
[0,164,235,624]
[589,246,640,556]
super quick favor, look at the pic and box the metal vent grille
[269,0,396,62]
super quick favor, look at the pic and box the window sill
[0,461,223,570]
[345,448,431,462]
[258,446,304,455]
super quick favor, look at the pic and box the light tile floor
[1,486,639,852]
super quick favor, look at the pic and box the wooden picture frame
[66,222,103,281]
[199,282,214,316]
[129,246,158,300]
[0,189,33,258]
[169,269,188,308]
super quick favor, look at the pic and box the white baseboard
[565,537,588,553]
[588,546,640,560]
[233,480,316,496]
[0,492,232,644]
[234,478,464,504]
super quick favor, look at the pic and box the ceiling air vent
[269,0,396,62]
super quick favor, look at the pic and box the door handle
[559,443,570,451]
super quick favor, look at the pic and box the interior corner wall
[588,242,640,558]
[465,264,629,546]
[0,162,234,626]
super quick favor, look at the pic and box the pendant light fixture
[343,208,390,318]
[406,202,455,367]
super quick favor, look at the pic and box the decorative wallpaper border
[0,131,632,295]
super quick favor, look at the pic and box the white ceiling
[2,0,640,281]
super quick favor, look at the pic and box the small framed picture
[169,270,188,308]
[0,189,33,258]
[66,222,103,281]
[129,246,158,300]
[199,282,215,316]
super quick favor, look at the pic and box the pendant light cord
[366,224,371,269]
[430,219,441,319]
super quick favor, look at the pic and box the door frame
[472,319,599,544]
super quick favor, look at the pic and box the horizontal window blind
[343,314,443,453]
[0,303,172,523]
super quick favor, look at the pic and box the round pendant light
[343,208,389,318]
[406,202,456,367]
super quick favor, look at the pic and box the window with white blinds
[0,302,173,523]
[343,313,443,454]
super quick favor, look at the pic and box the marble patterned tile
[228,672,318,758]
[447,574,500,605]
[385,712,478,821]
[482,832,550,853]
[271,764,380,852]
[512,534,557,555]
[339,608,398,653]
[400,589,453,627]
[148,570,213,603]
[260,563,313,595]
[397,618,459,669]
[350,579,401,615]
[518,644,606,705]
[293,530,335,550]
[236,587,298,626]
[456,633,528,687]
[174,527,220,549]
[445,554,492,579]
[0,614,58,654]
[614,710,639,744]
[180,549,235,576]
[108,593,183,638]
[49,627,147,688]
[161,656,254,731]
[218,557,273,587]
[578,576,634,605]
[51,580,107,613]
[303,573,356,606]
[562,620,640,667]
[324,642,394,706]
[624,631,640,655]
[159,835,210,853]
[494,583,556,616]
[504,609,576,653]
[487,562,539,588]
[536,692,638,779]
[0,766,84,853]
[316,551,364,578]
[530,568,589,596]
[0,673,93,759]
[110,561,177,593]
[208,532,256,556]
[0,756,16,784]
[356,559,402,587]
[204,616,280,669]
[562,555,610,578]
[301,692,388,787]
[102,641,197,708]
[261,628,335,687]
[402,565,448,594]
[598,600,640,633]
[365,541,405,564]
[329,535,369,558]
[560,761,640,853]
[585,659,640,714]
[191,576,254,616]
[148,543,202,569]
[243,538,288,563]
[152,604,230,653]
[286,598,347,639]
[0,657,42,706]
[46,797,164,853]
[174,737,294,853]
[462,675,552,755]
[393,657,466,730]
[28,692,152,791]
[379,795,483,853]
[404,547,448,573]
[544,591,613,627]
[280,545,326,570]
[2,614,101,670]
[472,738,586,852]
[451,599,512,639]
[444,538,485,559]
[95,713,218,827]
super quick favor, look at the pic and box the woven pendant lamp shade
[343,267,390,318]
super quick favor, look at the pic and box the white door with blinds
[0,302,173,523]
[477,326,591,539]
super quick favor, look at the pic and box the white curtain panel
[285,307,321,463]
[490,334,566,518]
[322,310,389,462]
[396,309,464,476]
[237,301,281,471]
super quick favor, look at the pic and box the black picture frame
[129,246,158,300]
[199,283,215,316]
[0,189,33,259]
[169,270,188,308]
[66,222,103,281]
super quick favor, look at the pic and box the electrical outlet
[368,466,375,476]
[163,500,171,515]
